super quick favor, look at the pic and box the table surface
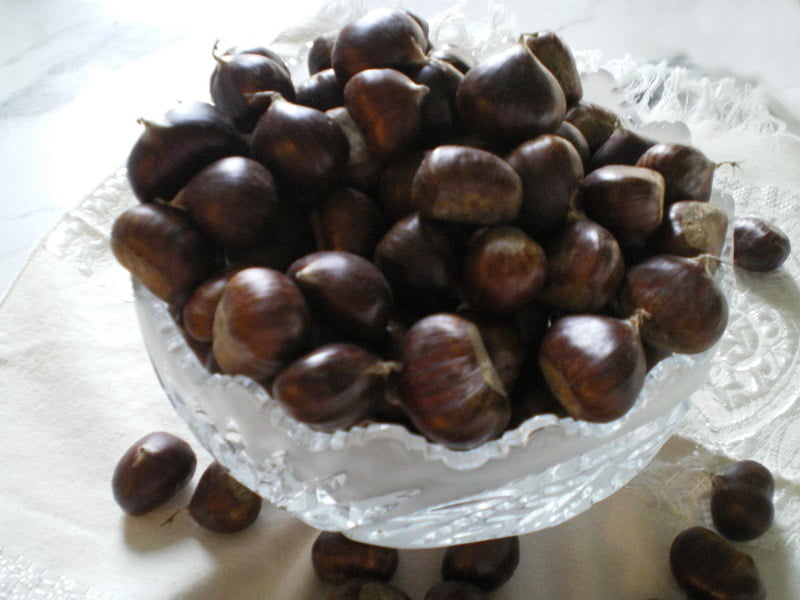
[1,1,799,598]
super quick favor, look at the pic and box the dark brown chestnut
[537,216,624,313]
[110,202,218,307]
[328,579,410,600]
[588,126,657,170]
[330,8,428,84]
[188,461,262,533]
[669,526,766,600]
[429,45,475,74]
[295,68,345,112]
[711,460,775,541]
[651,200,729,258]
[377,149,429,220]
[425,581,487,600]
[411,145,523,225]
[251,93,349,197]
[287,250,393,341]
[212,267,311,380]
[182,267,240,343]
[374,213,462,313]
[463,311,529,394]
[456,39,566,147]
[538,313,647,422]
[325,106,384,192]
[506,133,584,237]
[580,165,665,247]
[522,31,583,106]
[733,217,791,272]
[172,156,280,250]
[554,120,591,168]
[209,44,295,133]
[564,101,619,153]
[308,32,336,75]
[112,432,196,516]
[126,101,247,203]
[462,225,547,314]
[343,68,428,160]
[636,142,716,204]
[310,187,387,257]
[311,531,399,583]
[273,343,393,431]
[615,254,728,354]
[410,57,465,146]
[441,536,520,591]
[399,313,510,449]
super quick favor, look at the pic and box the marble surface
[1,0,799,301]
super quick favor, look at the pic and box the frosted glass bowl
[133,195,734,548]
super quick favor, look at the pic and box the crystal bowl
[133,201,733,549]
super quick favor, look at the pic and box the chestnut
[411,145,523,225]
[172,156,280,251]
[410,57,465,146]
[711,460,775,541]
[462,225,547,314]
[506,133,584,237]
[377,149,430,220]
[588,126,657,170]
[308,32,336,75]
[188,461,262,533]
[615,254,728,354]
[112,432,196,516]
[651,200,729,258]
[554,120,591,168]
[521,31,583,106]
[110,202,218,307]
[288,250,393,341]
[399,313,510,449]
[273,343,393,431]
[462,311,529,396]
[441,536,520,591]
[212,267,311,380]
[580,165,665,247]
[456,38,566,148]
[311,531,399,583]
[343,68,428,160]
[537,313,647,422]
[636,142,716,204]
[330,8,428,84]
[295,68,345,112]
[374,213,462,313]
[126,101,247,203]
[428,45,475,74]
[537,216,624,313]
[564,101,619,153]
[310,186,387,257]
[670,526,766,600]
[733,217,791,272]
[251,93,349,197]
[209,44,295,133]
[182,267,239,343]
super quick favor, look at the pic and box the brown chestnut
[399,313,510,449]
[209,44,295,133]
[554,120,591,168]
[537,216,624,313]
[615,254,728,354]
[462,225,547,314]
[522,31,583,106]
[273,343,393,431]
[580,165,665,247]
[538,313,647,422]
[377,149,430,220]
[288,250,393,341]
[441,536,520,591]
[311,531,399,583]
[564,101,619,153]
[343,68,428,160]
[506,133,584,237]
[651,200,729,258]
[636,142,716,205]
[251,93,349,197]
[172,156,280,250]
[112,432,196,516]
[733,217,791,272]
[310,186,387,257]
[182,267,240,343]
[188,461,262,533]
[110,202,218,307]
[212,267,311,380]
[456,39,566,147]
[325,106,384,193]
[330,8,428,84]
[308,32,336,75]
[429,45,475,74]
[295,68,345,112]
[410,57,465,146]
[711,460,775,541]
[670,526,766,600]
[126,101,247,203]
[411,145,523,225]
[328,579,410,600]
[588,126,656,170]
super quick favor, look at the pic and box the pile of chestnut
[111,7,740,452]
